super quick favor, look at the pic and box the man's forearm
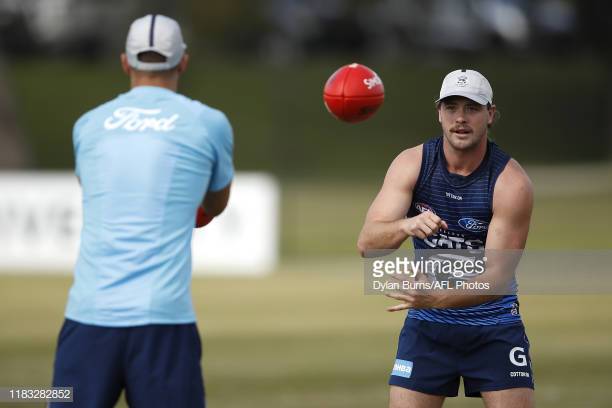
[358,219,410,256]
[431,259,516,308]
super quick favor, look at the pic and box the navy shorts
[50,319,205,408]
[389,317,534,397]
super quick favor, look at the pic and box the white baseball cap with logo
[436,69,493,106]
[125,14,187,71]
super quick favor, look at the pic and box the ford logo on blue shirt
[458,217,489,232]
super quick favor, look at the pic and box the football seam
[322,94,384,99]
[340,65,354,119]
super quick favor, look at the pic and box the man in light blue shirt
[51,14,233,408]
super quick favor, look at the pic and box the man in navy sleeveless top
[358,69,534,408]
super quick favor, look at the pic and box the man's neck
[442,136,488,176]
[130,76,178,92]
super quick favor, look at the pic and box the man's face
[437,96,495,151]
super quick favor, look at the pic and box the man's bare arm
[203,182,231,217]
[485,159,534,250]
[357,145,448,256]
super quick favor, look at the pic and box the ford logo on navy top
[458,217,489,232]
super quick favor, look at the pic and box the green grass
[1,272,611,408]
[1,175,611,407]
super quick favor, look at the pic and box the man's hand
[384,271,442,311]
[385,290,440,311]
[402,212,448,240]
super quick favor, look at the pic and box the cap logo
[456,75,468,87]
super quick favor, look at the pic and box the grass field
[1,168,611,407]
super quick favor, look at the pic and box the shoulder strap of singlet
[487,141,512,208]
[414,137,441,195]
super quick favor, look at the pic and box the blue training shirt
[407,136,521,325]
[65,86,234,327]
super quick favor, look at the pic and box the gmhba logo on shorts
[391,359,413,379]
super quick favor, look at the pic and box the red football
[323,63,385,123]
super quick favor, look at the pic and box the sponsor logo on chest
[424,231,484,250]
[412,201,488,248]
[458,217,489,232]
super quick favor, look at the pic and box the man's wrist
[399,217,412,237]
[195,206,214,228]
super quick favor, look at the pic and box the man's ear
[120,53,131,75]
[488,104,497,126]
[177,53,189,75]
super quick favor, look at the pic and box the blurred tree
[186,1,267,55]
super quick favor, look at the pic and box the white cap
[436,69,493,106]
[125,14,186,71]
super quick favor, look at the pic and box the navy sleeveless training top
[407,136,521,325]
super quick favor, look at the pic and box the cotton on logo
[509,347,528,367]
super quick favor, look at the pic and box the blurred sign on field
[0,172,279,275]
